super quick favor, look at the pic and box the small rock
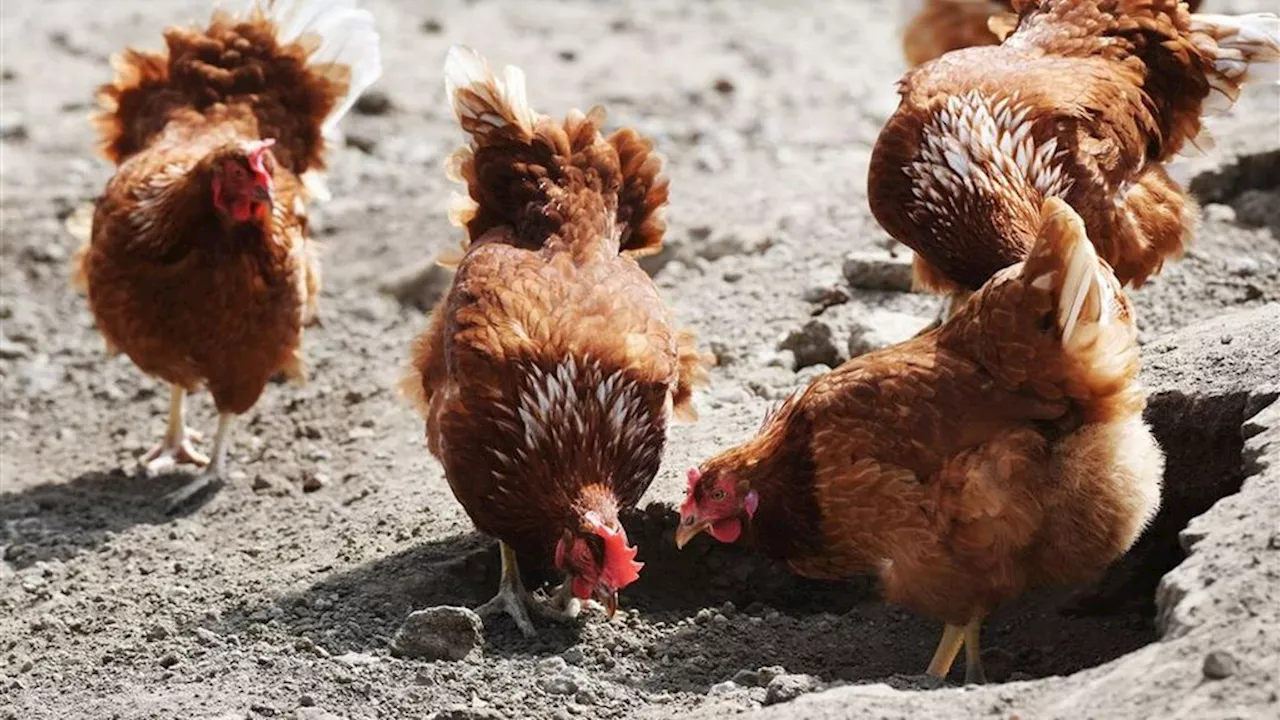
[708,681,738,696]
[158,653,180,668]
[391,607,483,661]
[537,675,578,696]
[557,49,577,62]
[779,320,840,370]
[561,647,586,665]
[0,110,27,141]
[756,666,787,685]
[251,474,275,493]
[842,250,914,292]
[713,77,736,94]
[847,310,931,358]
[538,656,568,674]
[764,673,817,705]
[144,624,171,641]
[301,472,328,493]
[353,89,392,116]
[0,337,31,360]
[731,669,761,687]
[344,134,376,155]
[298,695,316,707]
[379,259,453,311]
[1202,650,1237,680]
[428,709,505,720]
[802,280,850,311]
[194,627,222,646]
[420,18,444,34]
[333,652,379,667]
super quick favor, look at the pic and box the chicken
[874,1,1278,324]
[404,46,710,637]
[72,0,381,509]
[677,197,1164,683]
[902,0,1204,68]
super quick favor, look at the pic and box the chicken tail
[93,0,382,181]
[1189,13,1280,114]
[442,45,668,259]
[1020,197,1141,413]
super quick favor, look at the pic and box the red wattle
[709,518,742,543]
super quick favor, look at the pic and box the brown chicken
[72,0,381,508]
[677,198,1164,683]
[902,0,1204,68]
[875,1,1278,322]
[405,46,709,636]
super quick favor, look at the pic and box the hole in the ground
[1188,149,1280,236]
[230,390,1259,691]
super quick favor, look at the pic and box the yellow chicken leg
[925,618,987,683]
[161,412,234,513]
[964,618,987,684]
[476,542,580,638]
[926,622,966,679]
[140,384,208,474]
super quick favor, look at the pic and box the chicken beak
[675,519,710,550]
[604,590,618,619]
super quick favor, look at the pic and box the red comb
[595,523,643,590]
[686,467,702,494]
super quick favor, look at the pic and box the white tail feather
[1191,13,1280,112]
[443,45,537,141]
[246,0,383,141]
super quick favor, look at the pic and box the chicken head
[554,513,643,617]
[676,467,759,549]
[211,139,277,223]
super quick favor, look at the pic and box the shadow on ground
[0,467,211,569]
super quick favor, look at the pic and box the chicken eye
[711,489,726,501]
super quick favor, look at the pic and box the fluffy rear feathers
[1190,13,1280,112]
[94,0,381,171]
[444,45,538,145]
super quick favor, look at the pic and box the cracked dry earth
[2,1,1279,719]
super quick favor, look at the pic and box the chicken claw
[477,542,579,637]
[141,385,209,475]
[160,412,234,514]
[141,429,209,475]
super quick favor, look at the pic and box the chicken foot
[476,542,579,638]
[140,384,209,474]
[161,412,235,513]
[925,617,986,684]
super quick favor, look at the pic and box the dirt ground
[2,1,1278,719]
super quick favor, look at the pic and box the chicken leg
[140,384,209,474]
[925,617,986,684]
[476,542,579,637]
[161,412,234,513]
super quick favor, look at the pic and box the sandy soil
[2,1,1278,719]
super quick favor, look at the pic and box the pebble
[842,250,914,292]
[561,647,586,665]
[353,89,392,116]
[391,606,483,661]
[732,669,761,687]
[334,652,380,667]
[778,320,840,370]
[158,653,180,669]
[0,110,27,140]
[427,709,505,720]
[763,673,817,705]
[708,680,738,696]
[301,472,328,493]
[194,628,222,646]
[538,656,568,674]
[537,675,578,696]
[1202,650,1237,680]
